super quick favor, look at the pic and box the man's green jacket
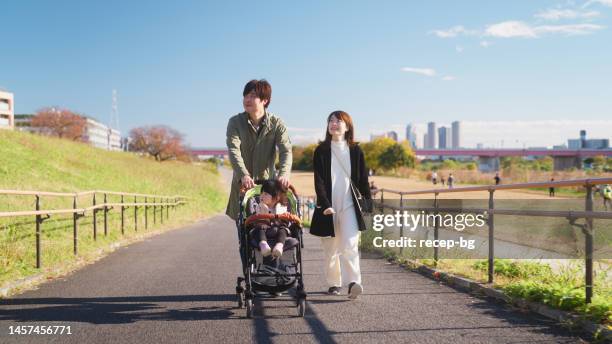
[225,111,292,220]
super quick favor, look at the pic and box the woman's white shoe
[348,282,362,299]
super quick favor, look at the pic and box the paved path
[0,214,589,343]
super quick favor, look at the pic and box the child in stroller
[248,179,292,258]
[235,179,307,318]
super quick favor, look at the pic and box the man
[494,172,501,185]
[225,79,292,221]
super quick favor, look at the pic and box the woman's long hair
[322,110,357,146]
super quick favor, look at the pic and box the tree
[292,143,317,171]
[129,125,190,162]
[378,142,415,172]
[31,107,86,141]
[361,137,396,171]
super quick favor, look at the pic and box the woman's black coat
[309,142,371,237]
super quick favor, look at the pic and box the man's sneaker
[348,282,363,299]
[259,241,271,256]
[327,286,341,295]
[272,242,284,258]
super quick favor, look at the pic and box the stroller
[235,183,307,318]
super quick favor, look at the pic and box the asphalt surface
[0,213,592,344]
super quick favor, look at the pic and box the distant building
[387,131,398,142]
[451,121,461,148]
[14,113,121,151]
[0,90,14,130]
[84,118,122,151]
[14,114,37,133]
[427,122,437,149]
[370,131,398,142]
[476,143,484,149]
[567,130,609,149]
[405,123,417,148]
[438,126,452,149]
[423,133,429,149]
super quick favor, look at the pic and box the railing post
[434,193,439,266]
[35,195,41,268]
[145,196,148,230]
[153,197,156,224]
[93,193,97,241]
[585,184,594,304]
[399,194,404,256]
[121,195,125,235]
[166,197,169,219]
[488,189,495,284]
[73,195,78,255]
[134,195,138,231]
[161,197,164,224]
[103,193,108,236]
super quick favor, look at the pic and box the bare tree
[129,125,190,162]
[32,107,86,141]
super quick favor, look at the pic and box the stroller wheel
[246,299,254,318]
[297,298,306,317]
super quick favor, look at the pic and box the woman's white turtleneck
[330,139,354,213]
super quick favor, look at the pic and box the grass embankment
[360,221,612,325]
[0,129,227,291]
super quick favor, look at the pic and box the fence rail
[376,177,612,303]
[1,189,188,268]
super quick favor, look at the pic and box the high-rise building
[452,121,461,148]
[427,122,437,149]
[438,127,452,149]
[0,90,14,130]
[387,131,398,142]
[405,123,417,148]
[423,133,429,149]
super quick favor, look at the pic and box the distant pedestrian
[431,171,438,185]
[494,172,501,185]
[440,176,445,186]
[448,173,454,189]
[549,178,555,197]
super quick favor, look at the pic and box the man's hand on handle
[278,176,290,189]
[241,175,255,189]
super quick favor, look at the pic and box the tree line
[23,107,190,162]
[292,137,416,172]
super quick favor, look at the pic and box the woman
[310,110,371,299]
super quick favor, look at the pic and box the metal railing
[376,177,612,304]
[0,189,188,268]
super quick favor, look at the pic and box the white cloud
[485,21,538,38]
[583,0,612,8]
[400,67,437,77]
[430,25,478,38]
[455,45,464,53]
[485,20,604,38]
[480,40,492,47]
[442,76,456,81]
[534,8,600,20]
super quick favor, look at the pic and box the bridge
[415,148,612,172]
[191,148,612,172]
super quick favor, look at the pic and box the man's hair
[243,79,272,108]
[260,179,283,198]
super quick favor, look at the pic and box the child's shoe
[272,242,284,258]
[259,241,271,256]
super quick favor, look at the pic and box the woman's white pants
[320,205,361,288]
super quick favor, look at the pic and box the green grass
[0,130,227,290]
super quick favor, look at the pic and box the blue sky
[2,0,611,148]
